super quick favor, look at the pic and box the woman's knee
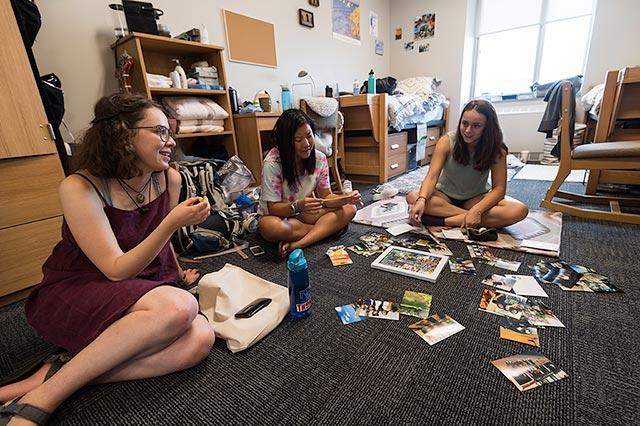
[515,202,529,221]
[406,191,418,204]
[258,216,288,242]
[182,315,215,368]
[144,287,199,335]
[342,204,357,221]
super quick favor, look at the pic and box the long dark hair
[272,109,316,188]
[72,93,164,179]
[452,99,507,171]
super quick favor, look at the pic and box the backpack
[171,159,253,256]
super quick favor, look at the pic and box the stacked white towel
[147,73,172,88]
[178,119,225,134]
[162,97,229,133]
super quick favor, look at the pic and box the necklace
[118,175,152,204]
[117,175,153,211]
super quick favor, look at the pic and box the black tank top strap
[73,172,109,205]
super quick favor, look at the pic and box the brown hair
[71,93,164,179]
[452,99,507,171]
[272,109,316,188]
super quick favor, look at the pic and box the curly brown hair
[71,93,165,179]
[452,99,507,172]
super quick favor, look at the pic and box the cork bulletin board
[223,10,277,68]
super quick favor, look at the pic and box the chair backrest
[594,66,640,142]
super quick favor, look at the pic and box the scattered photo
[418,43,430,53]
[509,275,548,298]
[335,303,366,325]
[491,352,568,392]
[326,245,353,266]
[441,228,466,240]
[395,27,402,40]
[467,245,494,259]
[479,289,527,319]
[499,317,540,347]
[399,290,432,319]
[449,257,477,275]
[531,260,580,287]
[404,41,414,51]
[355,298,399,320]
[371,246,449,283]
[482,274,516,292]
[347,232,393,256]
[409,313,464,345]
[561,272,620,293]
[521,300,564,328]
[488,258,522,272]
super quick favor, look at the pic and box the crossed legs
[406,190,528,228]
[0,286,214,420]
[259,205,356,256]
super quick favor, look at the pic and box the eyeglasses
[131,125,175,142]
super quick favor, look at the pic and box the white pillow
[395,76,439,96]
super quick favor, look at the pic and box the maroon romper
[25,174,180,354]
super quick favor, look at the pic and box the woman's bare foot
[278,241,292,259]
[0,363,49,404]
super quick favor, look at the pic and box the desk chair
[300,99,345,193]
[540,81,640,224]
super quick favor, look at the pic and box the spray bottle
[172,59,188,89]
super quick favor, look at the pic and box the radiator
[495,102,548,158]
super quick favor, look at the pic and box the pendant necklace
[118,175,153,204]
[117,175,153,212]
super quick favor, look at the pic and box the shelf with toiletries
[111,32,237,158]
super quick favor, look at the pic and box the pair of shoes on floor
[0,352,72,425]
[372,184,399,201]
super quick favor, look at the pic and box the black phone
[234,298,272,319]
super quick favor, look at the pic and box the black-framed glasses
[131,125,175,142]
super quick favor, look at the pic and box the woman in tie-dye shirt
[259,109,361,258]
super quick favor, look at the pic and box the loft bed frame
[339,93,448,184]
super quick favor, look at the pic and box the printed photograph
[335,303,366,325]
[531,260,580,287]
[404,41,414,51]
[418,43,430,53]
[482,274,516,292]
[413,13,435,39]
[410,313,464,345]
[326,245,352,266]
[355,298,399,320]
[395,27,402,40]
[467,245,494,260]
[375,39,384,56]
[480,290,527,319]
[449,257,477,275]
[491,352,568,392]
[499,317,540,347]
[372,246,448,282]
[520,300,565,328]
[399,290,432,319]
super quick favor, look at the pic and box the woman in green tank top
[407,99,528,229]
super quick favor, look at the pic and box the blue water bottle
[281,84,292,111]
[287,248,312,319]
[367,69,375,94]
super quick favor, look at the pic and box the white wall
[33,0,389,136]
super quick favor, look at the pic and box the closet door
[0,0,56,159]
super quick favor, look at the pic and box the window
[472,0,595,98]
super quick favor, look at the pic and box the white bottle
[172,59,188,89]
[200,24,209,44]
[353,79,359,95]
[169,70,181,88]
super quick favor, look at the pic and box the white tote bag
[198,263,289,353]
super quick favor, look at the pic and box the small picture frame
[371,246,449,283]
[308,0,320,7]
[299,9,314,28]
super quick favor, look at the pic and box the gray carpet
[1,180,639,425]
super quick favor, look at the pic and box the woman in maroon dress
[0,94,213,424]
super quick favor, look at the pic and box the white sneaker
[372,184,399,201]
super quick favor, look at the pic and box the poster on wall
[332,0,361,45]
[369,11,378,37]
[375,39,384,56]
[414,13,435,39]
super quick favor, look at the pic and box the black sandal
[0,400,51,425]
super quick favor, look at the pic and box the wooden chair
[586,66,640,193]
[300,99,345,193]
[540,81,640,224]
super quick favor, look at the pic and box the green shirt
[435,131,491,200]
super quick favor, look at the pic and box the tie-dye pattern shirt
[259,147,330,215]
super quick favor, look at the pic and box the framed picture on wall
[309,0,320,7]
[299,9,314,28]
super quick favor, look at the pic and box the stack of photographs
[392,233,453,256]
[409,313,465,345]
[467,245,521,272]
[531,260,621,293]
[491,352,568,391]
[478,289,564,327]
[347,232,393,257]
[371,246,449,283]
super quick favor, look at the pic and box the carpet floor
[1,180,638,425]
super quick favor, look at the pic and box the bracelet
[291,200,301,216]
[416,195,428,203]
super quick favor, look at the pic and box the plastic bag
[217,155,256,195]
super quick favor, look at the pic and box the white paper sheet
[507,275,548,298]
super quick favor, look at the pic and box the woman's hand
[180,268,200,287]
[167,196,210,229]
[463,208,482,229]
[299,197,323,215]
[410,198,426,224]
[348,190,363,207]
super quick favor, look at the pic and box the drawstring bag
[198,264,289,353]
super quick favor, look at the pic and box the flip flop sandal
[0,400,51,425]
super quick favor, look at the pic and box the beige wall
[34,0,390,137]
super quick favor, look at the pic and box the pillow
[395,76,440,96]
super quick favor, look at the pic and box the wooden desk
[233,112,281,184]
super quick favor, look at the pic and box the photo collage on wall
[397,12,436,53]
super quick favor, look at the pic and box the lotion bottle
[172,59,188,89]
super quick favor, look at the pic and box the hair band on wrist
[416,196,428,202]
